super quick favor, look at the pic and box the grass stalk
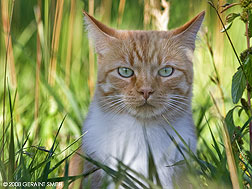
[1,0,15,163]
[48,0,64,86]
[210,93,240,189]
[208,1,244,73]
[205,32,226,116]
[101,0,112,25]
[34,0,42,138]
[245,19,252,153]
[1,0,17,88]
[117,0,126,27]
[213,0,224,70]
[44,0,50,79]
[249,92,252,152]
[88,0,95,98]
[7,85,15,182]
[65,0,76,86]
[220,121,240,189]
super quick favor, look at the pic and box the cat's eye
[158,67,174,77]
[118,67,134,78]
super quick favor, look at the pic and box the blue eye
[118,67,134,78]
[158,67,174,77]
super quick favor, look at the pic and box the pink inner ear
[172,11,205,35]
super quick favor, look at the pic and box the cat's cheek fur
[183,48,194,62]
[99,73,130,94]
[162,74,189,94]
[99,82,114,94]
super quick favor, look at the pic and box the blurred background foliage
[0,0,251,187]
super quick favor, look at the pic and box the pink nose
[138,88,154,100]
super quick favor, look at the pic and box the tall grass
[34,0,42,137]
[117,0,126,27]
[0,0,252,188]
[1,0,15,164]
[48,0,64,86]
[88,0,95,98]
[1,0,17,88]
[65,0,75,86]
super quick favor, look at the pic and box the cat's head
[84,11,205,121]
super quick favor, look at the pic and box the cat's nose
[137,88,154,100]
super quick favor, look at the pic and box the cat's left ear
[83,10,120,55]
[173,11,205,51]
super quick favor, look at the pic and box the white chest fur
[82,101,196,188]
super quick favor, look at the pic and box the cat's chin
[137,102,155,109]
[127,103,164,120]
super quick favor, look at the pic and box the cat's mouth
[129,101,163,119]
[137,101,155,109]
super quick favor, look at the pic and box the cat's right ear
[172,11,205,51]
[83,11,119,55]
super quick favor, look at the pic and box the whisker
[168,102,188,113]
[169,99,190,107]
[100,100,123,109]
[100,99,124,107]
[163,102,187,116]
[170,95,190,100]
[170,94,189,98]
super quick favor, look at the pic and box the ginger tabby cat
[69,11,205,189]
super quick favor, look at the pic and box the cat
[82,10,205,188]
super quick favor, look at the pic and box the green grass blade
[0,159,7,182]
[142,127,161,186]
[54,132,86,157]
[51,115,67,153]
[162,115,214,176]
[205,116,223,161]
[40,115,66,183]
[48,147,79,174]
[117,159,162,189]
[40,74,81,127]
[63,159,69,189]
[55,76,84,124]
[16,133,31,180]
[83,155,140,189]
[47,168,98,183]
[8,85,15,181]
